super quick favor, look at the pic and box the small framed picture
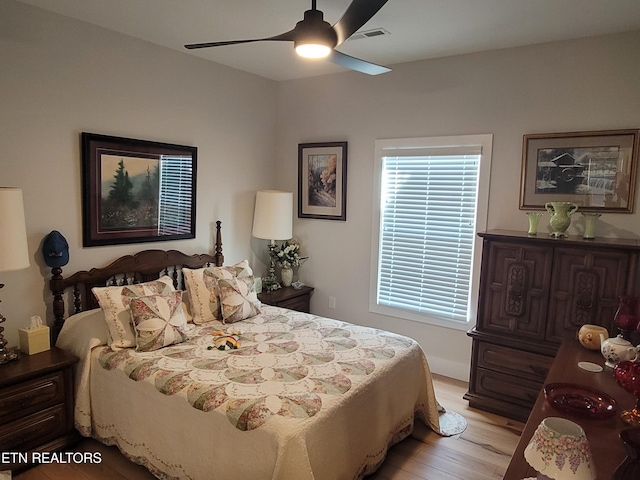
[81,132,197,246]
[298,142,347,221]
[519,129,639,213]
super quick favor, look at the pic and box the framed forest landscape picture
[81,132,197,246]
[298,142,347,221]
[520,129,639,213]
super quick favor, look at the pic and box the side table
[0,347,79,471]
[258,285,314,313]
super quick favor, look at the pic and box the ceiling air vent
[348,28,390,41]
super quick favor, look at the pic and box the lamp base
[0,347,18,364]
[0,288,19,364]
[264,244,281,292]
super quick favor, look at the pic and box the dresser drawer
[277,296,310,313]
[475,367,542,408]
[0,404,68,452]
[258,286,314,314]
[0,371,65,424]
[476,341,553,381]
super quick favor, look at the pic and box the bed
[51,222,442,480]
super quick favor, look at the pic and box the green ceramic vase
[545,201,578,238]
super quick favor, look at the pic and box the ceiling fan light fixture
[295,42,332,58]
[184,0,391,75]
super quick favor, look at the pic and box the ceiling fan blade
[328,50,391,75]
[332,0,389,46]
[185,30,297,50]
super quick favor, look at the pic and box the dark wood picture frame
[519,129,639,213]
[298,141,347,221]
[81,132,197,247]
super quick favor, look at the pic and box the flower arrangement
[274,239,301,269]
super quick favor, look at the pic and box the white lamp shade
[524,417,595,480]
[0,187,30,272]
[252,190,293,241]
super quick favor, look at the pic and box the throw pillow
[92,276,175,349]
[129,291,189,352]
[183,260,258,324]
[218,276,261,324]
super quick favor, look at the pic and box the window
[370,135,492,329]
[158,155,194,236]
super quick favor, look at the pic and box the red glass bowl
[544,382,618,419]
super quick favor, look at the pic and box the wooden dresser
[465,230,640,421]
[0,347,79,471]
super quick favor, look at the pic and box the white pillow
[55,308,109,353]
[92,276,175,349]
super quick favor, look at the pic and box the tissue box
[19,325,51,355]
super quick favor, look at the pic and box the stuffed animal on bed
[208,330,240,350]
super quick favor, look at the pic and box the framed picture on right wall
[298,141,348,221]
[519,129,639,213]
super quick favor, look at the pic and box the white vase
[280,267,293,287]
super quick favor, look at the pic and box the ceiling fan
[185,0,391,75]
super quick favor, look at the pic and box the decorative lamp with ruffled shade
[524,417,596,480]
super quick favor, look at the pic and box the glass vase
[614,361,640,427]
[615,296,639,341]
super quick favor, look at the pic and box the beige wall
[2,0,640,380]
[276,31,640,379]
[0,0,278,348]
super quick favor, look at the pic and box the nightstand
[258,285,314,313]
[0,347,79,471]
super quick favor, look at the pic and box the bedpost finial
[215,221,224,266]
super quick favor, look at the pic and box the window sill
[369,303,472,332]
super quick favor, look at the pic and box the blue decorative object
[42,230,69,268]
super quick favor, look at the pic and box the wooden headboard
[50,221,224,337]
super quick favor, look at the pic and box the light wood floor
[14,374,524,480]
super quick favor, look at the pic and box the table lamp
[0,187,31,364]
[252,190,293,292]
[524,417,596,480]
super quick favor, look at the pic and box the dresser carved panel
[465,230,640,421]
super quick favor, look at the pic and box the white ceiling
[17,0,640,81]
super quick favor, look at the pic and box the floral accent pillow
[183,260,258,324]
[218,277,261,324]
[92,276,175,349]
[129,291,189,352]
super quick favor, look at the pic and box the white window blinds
[158,155,194,235]
[375,145,483,324]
